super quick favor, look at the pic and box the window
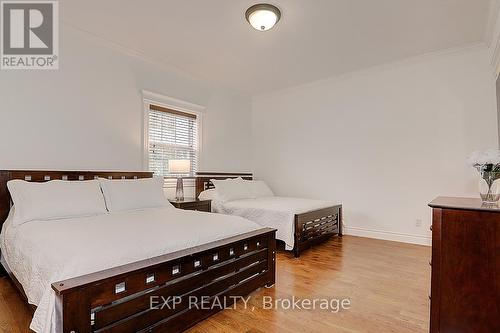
[147,104,199,177]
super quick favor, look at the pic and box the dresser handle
[430,225,433,231]
[429,260,432,267]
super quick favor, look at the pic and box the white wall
[252,47,498,245]
[0,25,252,175]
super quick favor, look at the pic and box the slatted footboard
[52,228,276,333]
[294,205,342,257]
[194,173,343,258]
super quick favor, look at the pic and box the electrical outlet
[415,219,422,227]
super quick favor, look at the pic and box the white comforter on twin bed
[211,196,338,251]
[0,207,262,333]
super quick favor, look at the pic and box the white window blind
[148,104,198,177]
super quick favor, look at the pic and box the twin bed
[0,170,276,333]
[195,172,343,258]
[0,170,341,333]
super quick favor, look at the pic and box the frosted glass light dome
[245,4,281,31]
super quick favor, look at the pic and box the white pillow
[245,180,274,198]
[99,177,171,212]
[7,179,107,226]
[198,188,219,201]
[210,178,252,202]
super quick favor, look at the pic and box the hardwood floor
[0,236,430,333]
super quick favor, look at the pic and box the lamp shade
[245,4,281,31]
[169,160,190,174]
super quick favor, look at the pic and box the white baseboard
[343,226,431,246]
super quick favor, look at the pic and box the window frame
[142,90,204,175]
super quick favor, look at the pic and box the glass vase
[175,177,184,201]
[479,171,500,203]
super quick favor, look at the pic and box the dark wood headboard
[195,172,253,198]
[0,170,153,228]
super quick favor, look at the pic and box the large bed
[195,172,342,258]
[0,170,276,333]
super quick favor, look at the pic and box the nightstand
[169,198,211,212]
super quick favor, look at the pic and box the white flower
[467,151,481,166]
[484,148,500,164]
[467,149,500,167]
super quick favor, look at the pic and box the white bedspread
[212,196,337,250]
[0,207,261,333]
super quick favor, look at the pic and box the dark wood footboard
[194,172,342,258]
[52,228,276,333]
[0,170,276,332]
[293,205,342,257]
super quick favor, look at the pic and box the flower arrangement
[467,149,500,170]
[467,149,500,203]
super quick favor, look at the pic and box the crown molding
[60,20,209,85]
[255,42,487,100]
[486,0,500,78]
[60,21,250,97]
[485,0,500,46]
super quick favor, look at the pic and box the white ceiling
[62,0,493,95]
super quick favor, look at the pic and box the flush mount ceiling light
[245,3,281,31]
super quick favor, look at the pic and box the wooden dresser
[429,197,500,333]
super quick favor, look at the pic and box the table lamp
[169,159,190,201]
